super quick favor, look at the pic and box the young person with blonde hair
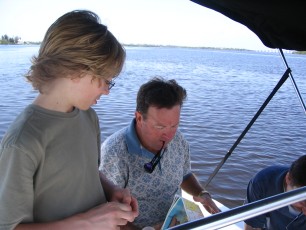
[0,10,138,230]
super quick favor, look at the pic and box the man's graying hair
[136,77,187,119]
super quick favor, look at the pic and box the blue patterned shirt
[99,119,192,228]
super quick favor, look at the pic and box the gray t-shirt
[0,104,106,230]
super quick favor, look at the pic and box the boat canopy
[191,0,306,51]
[190,0,306,190]
[170,2,306,230]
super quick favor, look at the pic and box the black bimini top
[191,0,306,51]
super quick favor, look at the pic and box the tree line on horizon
[0,34,21,44]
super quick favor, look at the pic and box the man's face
[286,174,306,214]
[135,105,181,153]
[287,184,306,214]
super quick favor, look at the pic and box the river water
[1,45,306,208]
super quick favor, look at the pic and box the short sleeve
[99,134,129,188]
[0,146,36,229]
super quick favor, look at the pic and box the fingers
[114,203,137,223]
[169,216,180,227]
[121,189,132,205]
[194,195,221,214]
[130,196,139,217]
[116,217,129,226]
[111,188,139,219]
[110,188,139,219]
[76,202,136,229]
[112,188,135,207]
[111,188,131,203]
[205,200,221,214]
[203,202,221,214]
[101,202,137,223]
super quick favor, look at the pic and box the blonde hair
[26,10,125,93]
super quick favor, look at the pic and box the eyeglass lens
[105,80,115,90]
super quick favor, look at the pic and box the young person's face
[72,74,112,110]
[135,105,181,153]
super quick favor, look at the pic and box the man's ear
[285,172,292,186]
[135,111,142,123]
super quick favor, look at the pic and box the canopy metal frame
[204,48,306,188]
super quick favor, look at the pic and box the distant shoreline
[0,42,249,51]
[0,43,266,52]
[1,43,304,54]
[123,43,250,51]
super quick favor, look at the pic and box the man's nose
[162,128,176,140]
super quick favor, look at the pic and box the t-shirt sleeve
[0,146,36,229]
[99,136,128,188]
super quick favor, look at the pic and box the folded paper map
[161,194,204,229]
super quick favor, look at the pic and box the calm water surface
[1,45,306,208]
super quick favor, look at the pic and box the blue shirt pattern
[99,119,191,228]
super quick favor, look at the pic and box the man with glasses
[244,155,306,230]
[100,77,220,229]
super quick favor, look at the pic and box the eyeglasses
[144,141,165,173]
[105,79,115,90]
[286,212,302,230]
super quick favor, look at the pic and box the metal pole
[279,48,306,114]
[203,68,291,189]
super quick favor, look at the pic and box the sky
[0,0,272,51]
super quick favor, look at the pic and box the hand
[75,201,137,230]
[110,187,139,219]
[193,194,221,214]
[302,206,306,216]
[16,201,138,230]
[169,216,180,227]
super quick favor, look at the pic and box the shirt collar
[125,118,153,157]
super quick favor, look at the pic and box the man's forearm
[99,171,117,201]
[180,173,204,196]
